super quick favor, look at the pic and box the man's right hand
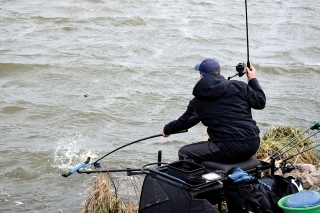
[246,64,256,82]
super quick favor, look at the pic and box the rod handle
[172,129,188,134]
[61,157,90,177]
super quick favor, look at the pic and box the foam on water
[52,132,98,171]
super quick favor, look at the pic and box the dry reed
[81,172,139,213]
[255,125,318,164]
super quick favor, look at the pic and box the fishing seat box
[139,160,226,213]
[201,157,271,177]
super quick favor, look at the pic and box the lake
[0,0,319,212]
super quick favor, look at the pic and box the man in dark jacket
[161,58,266,164]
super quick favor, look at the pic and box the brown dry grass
[81,172,139,213]
[255,125,318,165]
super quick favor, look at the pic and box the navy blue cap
[194,58,220,76]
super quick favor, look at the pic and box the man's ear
[212,71,219,75]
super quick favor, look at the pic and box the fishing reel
[236,63,246,77]
[228,63,247,80]
[276,161,296,174]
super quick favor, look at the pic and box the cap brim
[200,72,208,76]
[194,63,200,71]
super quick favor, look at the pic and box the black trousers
[178,138,260,164]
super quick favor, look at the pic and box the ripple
[1,106,25,113]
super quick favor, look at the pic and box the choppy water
[1,0,320,212]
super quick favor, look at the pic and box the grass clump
[255,125,318,164]
[81,173,139,213]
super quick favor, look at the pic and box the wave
[1,106,25,113]
[0,62,51,71]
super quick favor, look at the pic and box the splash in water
[52,132,98,170]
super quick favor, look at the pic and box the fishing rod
[228,0,250,80]
[276,129,320,158]
[78,150,164,176]
[78,168,144,176]
[77,150,166,176]
[277,143,320,174]
[281,143,320,164]
[61,129,188,177]
[245,0,250,69]
[266,121,320,162]
[92,129,188,168]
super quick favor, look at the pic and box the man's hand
[161,129,170,137]
[246,64,256,82]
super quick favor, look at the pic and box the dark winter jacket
[163,74,266,142]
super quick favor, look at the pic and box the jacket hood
[192,75,228,99]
